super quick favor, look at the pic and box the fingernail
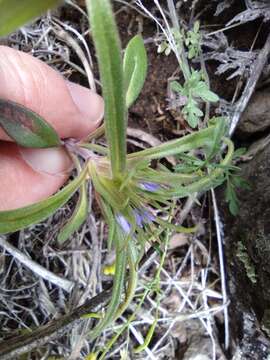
[19,147,73,176]
[66,81,104,125]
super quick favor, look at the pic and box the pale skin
[0,46,104,210]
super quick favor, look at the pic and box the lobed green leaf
[123,35,147,108]
[0,0,61,36]
[0,167,88,234]
[0,99,61,148]
[193,82,219,102]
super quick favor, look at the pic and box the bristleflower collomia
[0,0,235,344]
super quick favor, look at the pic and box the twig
[229,31,270,136]
[52,24,96,92]
[0,236,74,293]
[211,189,229,349]
[0,288,111,360]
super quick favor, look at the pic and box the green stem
[90,230,127,340]
[127,125,217,161]
[98,288,149,360]
[115,242,138,319]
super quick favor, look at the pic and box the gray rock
[238,88,270,135]
[219,140,270,358]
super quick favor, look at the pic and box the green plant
[0,0,234,346]
[157,21,200,59]
[224,148,250,215]
[171,69,219,128]
[185,21,201,59]
[156,18,218,128]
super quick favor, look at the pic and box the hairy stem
[90,229,127,340]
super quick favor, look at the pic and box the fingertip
[66,81,104,139]
[0,143,71,210]
[0,46,104,141]
[19,146,73,175]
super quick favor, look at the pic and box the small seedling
[171,69,219,128]
[156,20,218,128]
[185,21,201,59]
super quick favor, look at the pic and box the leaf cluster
[157,22,200,59]
[185,21,201,59]
[224,148,250,216]
[171,70,219,127]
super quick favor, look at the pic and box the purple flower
[134,210,143,228]
[133,208,155,228]
[139,182,160,192]
[116,214,131,234]
[142,210,155,223]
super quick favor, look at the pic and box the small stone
[238,88,270,135]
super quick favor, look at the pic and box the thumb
[0,46,103,210]
[0,45,104,141]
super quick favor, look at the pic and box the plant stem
[90,229,127,340]
[115,242,138,318]
[86,0,127,178]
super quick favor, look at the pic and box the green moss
[236,241,257,284]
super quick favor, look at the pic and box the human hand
[0,46,104,211]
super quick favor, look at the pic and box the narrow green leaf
[191,105,203,117]
[0,99,61,148]
[123,35,147,108]
[86,0,126,178]
[136,169,198,185]
[128,125,217,161]
[159,138,234,198]
[225,182,239,216]
[185,112,198,128]
[0,0,61,36]
[57,182,89,245]
[100,200,115,250]
[205,117,227,159]
[0,167,87,234]
[233,147,246,158]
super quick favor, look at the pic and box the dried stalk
[0,236,74,293]
[0,288,112,360]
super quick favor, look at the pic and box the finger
[0,142,72,210]
[0,45,104,141]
